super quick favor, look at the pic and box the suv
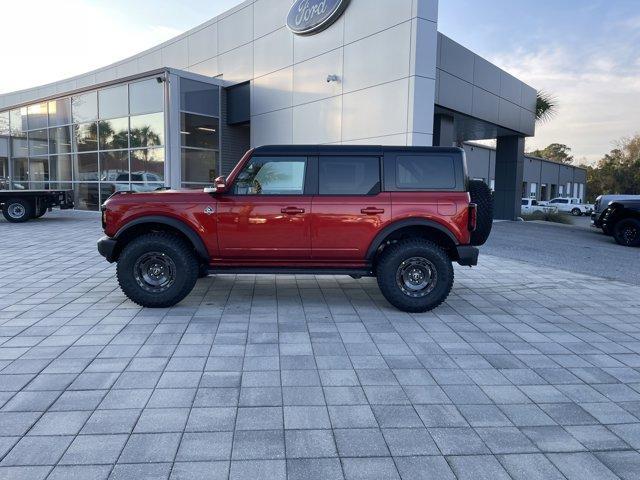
[601,200,640,247]
[98,146,493,312]
[591,194,640,234]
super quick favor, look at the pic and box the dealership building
[0,0,586,218]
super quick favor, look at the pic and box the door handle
[281,207,305,214]
[361,207,385,215]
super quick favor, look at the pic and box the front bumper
[456,245,479,266]
[97,236,118,263]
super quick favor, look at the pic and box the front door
[217,155,312,261]
[312,155,390,260]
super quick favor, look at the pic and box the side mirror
[204,176,228,194]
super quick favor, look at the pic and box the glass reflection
[12,158,28,189]
[129,78,164,115]
[131,147,164,182]
[75,183,100,211]
[74,153,99,181]
[98,118,129,150]
[181,113,219,150]
[11,133,28,157]
[10,108,27,133]
[29,157,49,188]
[72,91,98,123]
[27,103,48,130]
[181,148,217,184]
[49,126,73,154]
[0,111,9,135]
[74,122,98,152]
[29,129,49,156]
[180,79,219,116]
[50,154,72,182]
[100,150,129,182]
[129,113,164,148]
[48,98,72,127]
[99,85,128,120]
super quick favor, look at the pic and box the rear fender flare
[365,218,459,261]
[115,216,209,261]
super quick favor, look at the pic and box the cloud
[0,0,181,94]
[487,44,640,165]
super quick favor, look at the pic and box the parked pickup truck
[539,197,594,216]
[591,194,640,234]
[0,190,74,223]
[97,146,494,313]
[521,198,558,215]
[601,199,640,247]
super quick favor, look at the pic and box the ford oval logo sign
[287,0,350,36]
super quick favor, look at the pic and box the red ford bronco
[98,146,492,312]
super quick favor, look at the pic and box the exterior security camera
[156,76,164,84]
[326,75,339,83]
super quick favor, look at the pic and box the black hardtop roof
[611,199,640,207]
[252,145,464,156]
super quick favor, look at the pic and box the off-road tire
[376,238,454,313]
[2,198,33,223]
[571,208,582,216]
[613,219,640,247]
[468,179,493,246]
[117,232,199,308]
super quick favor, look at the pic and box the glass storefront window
[98,117,129,151]
[99,85,128,120]
[27,103,48,130]
[181,148,217,184]
[100,150,129,182]
[0,111,9,135]
[181,113,219,150]
[131,147,164,181]
[74,122,98,152]
[49,126,73,154]
[75,183,101,210]
[50,154,72,182]
[72,91,98,123]
[180,79,219,116]
[12,158,28,188]
[74,152,99,181]
[129,113,164,148]
[29,157,49,187]
[11,133,29,157]
[10,108,27,133]
[48,98,72,127]
[130,78,164,115]
[28,129,49,156]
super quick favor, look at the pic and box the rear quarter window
[395,155,457,190]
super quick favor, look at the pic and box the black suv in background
[602,200,640,247]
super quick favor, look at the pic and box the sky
[2,0,639,164]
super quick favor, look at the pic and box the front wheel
[116,233,199,307]
[376,239,454,313]
[2,198,33,223]
[613,219,640,247]
[571,208,582,216]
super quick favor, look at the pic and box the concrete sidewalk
[0,211,639,479]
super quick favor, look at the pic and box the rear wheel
[613,219,640,247]
[2,198,33,223]
[117,233,199,307]
[35,204,47,218]
[571,208,582,216]
[376,238,454,313]
[468,180,493,246]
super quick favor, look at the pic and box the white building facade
[0,0,540,218]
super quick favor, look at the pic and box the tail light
[468,203,478,232]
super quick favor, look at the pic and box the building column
[494,135,525,220]
[433,114,455,147]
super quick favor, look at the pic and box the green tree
[529,143,575,164]
[535,90,557,123]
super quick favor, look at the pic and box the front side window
[319,156,380,195]
[233,157,306,195]
[521,200,528,206]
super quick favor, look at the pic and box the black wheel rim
[622,225,639,245]
[395,257,437,298]
[8,203,25,219]
[133,252,177,293]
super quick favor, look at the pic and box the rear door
[217,155,313,260]
[311,155,390,260]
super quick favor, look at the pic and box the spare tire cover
[468,179,494,246]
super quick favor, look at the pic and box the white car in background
[540,197,594,216]
[521,198,558,215]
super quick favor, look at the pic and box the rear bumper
[97,236,117,263]
[456,245,479,266]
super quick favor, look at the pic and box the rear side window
[395,155,456,190]
[319,156,380,195]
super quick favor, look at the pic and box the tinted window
[234,157,306,195]
[532,200,538,206]
[129,79,164,115]
[521,200,528,206]
[319,156,380,195]
[180,79,219,116]
[396,155,456,189]
[99,85,128,119]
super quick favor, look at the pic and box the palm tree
[535,90,557,123]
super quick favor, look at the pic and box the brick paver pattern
[1,211,640,479]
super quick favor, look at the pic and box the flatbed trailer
[0,190,74,223]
